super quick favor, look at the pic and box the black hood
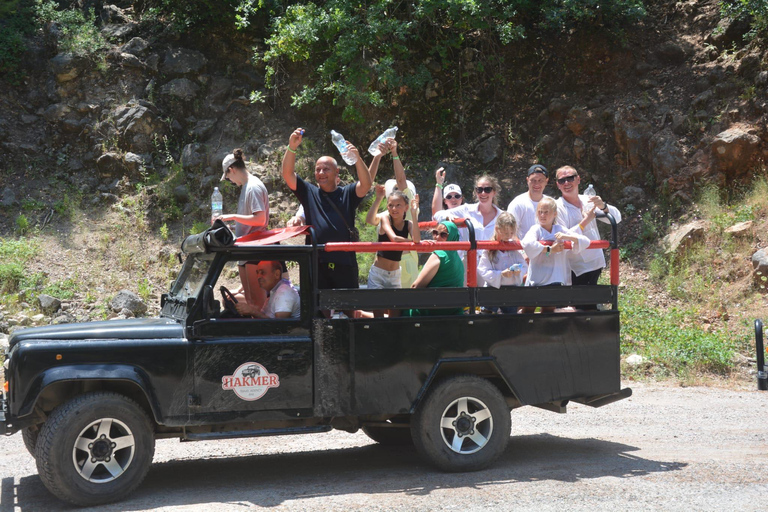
[8,318,184,349]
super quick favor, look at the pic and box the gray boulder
[119,37,149,56]
[663,220,708,256]
[1,187,16,207]
[711,126,761,179]
[162,48,207,76]
[752,249,768,293]
[474,136,502,164]
[50,53,82,83]
[181,143,206,170]
[97,152,123,176]
[649,130,686,183]
[110,290,147,315]
[38,294,62,315]
[160,78,200,102]
[114,103,166,152]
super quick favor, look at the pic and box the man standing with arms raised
[507,164,551,239]
[282,128,372,290]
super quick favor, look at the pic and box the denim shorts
[367,265,402,289]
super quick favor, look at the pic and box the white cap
[384,179,417,197]
[220,154,236,180]
[443,183,462,198]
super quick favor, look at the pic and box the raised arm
[366,184,386,227]
[282,128,303,191]
[431,167,446,219]
[388,139,408,193]
[367,142,388,182]
[409,195,421,244]
[348,143,372,198]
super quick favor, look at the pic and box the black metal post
[756,319,766,391]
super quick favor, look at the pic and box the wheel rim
[439,396,494,454]
[72,418,136,483]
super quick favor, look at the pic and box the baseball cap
[220,154,236,180]
[443,183,462,198]
[527,164,548,177]
[385,179,417,197]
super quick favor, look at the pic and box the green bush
[0,238,38,294]
[245,0,646,123]
[720,0,768,39]
[34,0,107,57]
[0,1,34,85]
[620,287,743,377]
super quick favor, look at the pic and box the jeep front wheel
[412,375,510,472]
[35,391,155,506]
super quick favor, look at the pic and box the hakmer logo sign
[222,362,280,401]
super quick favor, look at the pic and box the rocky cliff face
[0,0,766,230]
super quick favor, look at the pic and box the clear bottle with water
[211,187,223,222]
[330,130,358,165]
[368,126,398,156]
[583,184,596,197]
[508,263,522,272]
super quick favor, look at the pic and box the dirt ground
[1,381,766,511]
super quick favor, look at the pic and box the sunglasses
[431,230,449,239]
[476,186,494,194]
[556,174,578,185]
[445,194,462,200]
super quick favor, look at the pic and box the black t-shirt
[293,177,363,265]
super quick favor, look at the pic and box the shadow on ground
[3,433,686,511]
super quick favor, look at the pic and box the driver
[234,261,300,319]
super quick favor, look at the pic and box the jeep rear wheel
[412,375,510,472]
[35,392,155,506]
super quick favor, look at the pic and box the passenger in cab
[478,212,527,314]
[521,197,591,313]
[406,221,464,316]
[235,261,300,319]
[508,164,552,240]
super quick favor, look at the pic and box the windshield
[169,253,215,302]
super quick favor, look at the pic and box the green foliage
[15,214,29,234]
[355,198,379,281]
[35,1,108,57]
[190,221,210,234]
[160,223,170,241]
[620,287,743,377]
[138,278,153,302]
[720,0,768,39]
[0,1,34,84]
[0,238,38,294]
[43,277,79,300]
[142,0,240,33]
[246,0,646,122]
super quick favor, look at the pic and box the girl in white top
[433,175,503,286]
[521,197,591,313]
[478,212,527,314]
[478,212,527,288]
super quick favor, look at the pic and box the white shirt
[508,193,553,240]
[478,248,527,288]
[521,224,590,286]
[556,196,622,276]
[434,202,503,287]
[262,279,300,319]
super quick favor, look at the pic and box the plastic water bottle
[508,263,523,272]
[584,184,596,197]
[211,187,223,222]
[368,126,398,156]
[330,130,358,165]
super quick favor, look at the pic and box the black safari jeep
[0,219,631,506]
